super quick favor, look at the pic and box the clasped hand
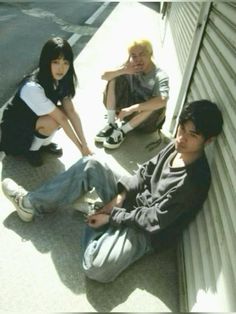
[86,213,110,228]
[85,192,126,229]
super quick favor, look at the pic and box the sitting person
[95,38,169,149]
[2,100,223,283]
[0,37,92,167]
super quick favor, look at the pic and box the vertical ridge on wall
[168,2,201,74]
[182,2,236,311]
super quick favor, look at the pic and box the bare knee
[36,115,59,135]
[84,157,107,172]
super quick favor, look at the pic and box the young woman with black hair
[0,37,92,166]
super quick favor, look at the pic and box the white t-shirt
[20,81,56,116]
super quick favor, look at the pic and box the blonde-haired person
[128,38,153,56]
[95,38,169,149]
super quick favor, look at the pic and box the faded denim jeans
[28,156,152,282]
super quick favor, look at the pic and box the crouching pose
[0,37,92,167]
[2,100,223,283]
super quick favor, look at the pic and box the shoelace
[10,186,26,203]
[12,192,33,214]
[11,193,23,206]
[103,123,115,132]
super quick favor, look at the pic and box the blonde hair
[127,38,153,57]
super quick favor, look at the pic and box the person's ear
[205,136,216,145]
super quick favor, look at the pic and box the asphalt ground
[0,3,179,312]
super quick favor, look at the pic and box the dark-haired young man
[2,100,223,283]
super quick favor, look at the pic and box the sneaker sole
[15,202,34,222]
[2,186,33,222]
[95,124,117,143]
[94,136,106,143]
[103,138,125,149]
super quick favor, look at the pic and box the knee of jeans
[85,157,106,172]
[83,262,115,283]
[82,245,117,283]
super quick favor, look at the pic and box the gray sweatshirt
[110,141,211,248]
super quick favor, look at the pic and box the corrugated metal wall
[179,2,236,312]
[162,2,202,136]
[168,2,201,74]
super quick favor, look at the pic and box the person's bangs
[60,46,73,63]
[50,47,73,63]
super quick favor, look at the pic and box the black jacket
[110,142,211,249]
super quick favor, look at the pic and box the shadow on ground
[0,2,179,311]
[3,208,85,294]
[1,135,177,312]
[85,247,178,312]
[1,154,65,190]
[103,130,168,174]
[3,208,178,312]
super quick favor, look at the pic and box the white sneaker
[74,201,104,216]
[2,178,34,222]
[74,202,95,215]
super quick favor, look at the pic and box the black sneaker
[25,151,43,167]
[41,143,63,157]
[94,124,116,143]
[103,128,125,149]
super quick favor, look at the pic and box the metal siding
[191,50,236,152]
[162,2,205,136]
[162,2,211,136]
[182,2,236,311]
[169,2,201,74]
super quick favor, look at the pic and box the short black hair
[179,100,223,139]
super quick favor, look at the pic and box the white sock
[107,109,116,125]
[29,136,47,151]
[121,122,133,134]
[42,132,55,146]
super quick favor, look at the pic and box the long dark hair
[36,37,77,98]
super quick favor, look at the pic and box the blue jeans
[28,156,152,282]
[28,156,119,214]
